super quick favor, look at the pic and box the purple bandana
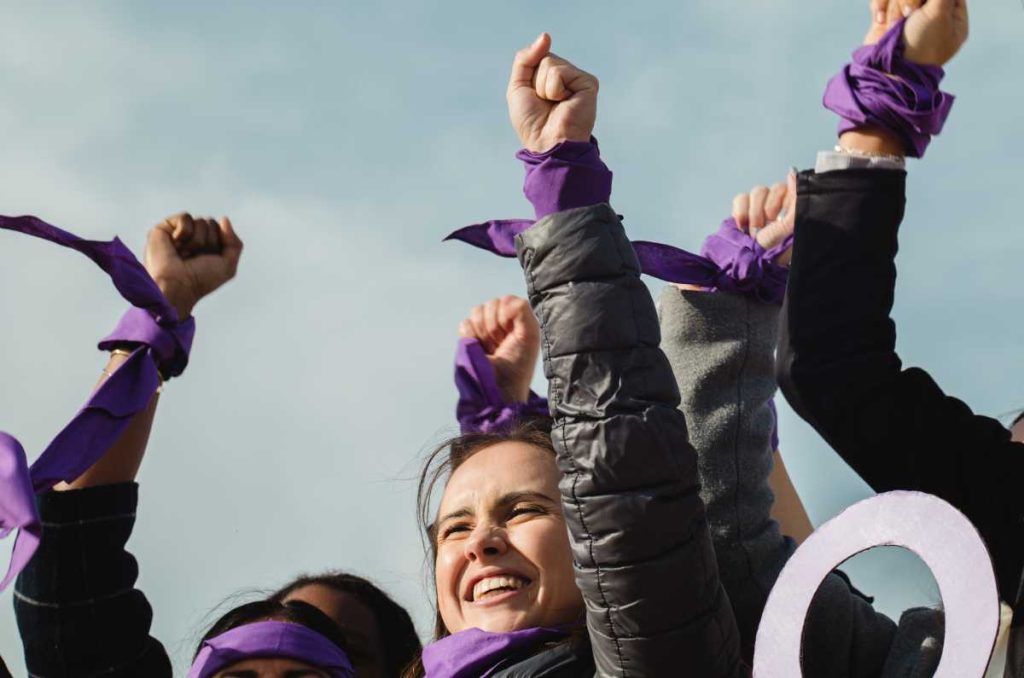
[823,17,954,158]
[422,626,571,678]
[0,214,193,591]
[455,338,549,434]
[446,218,792,305]
[188,621,355,678]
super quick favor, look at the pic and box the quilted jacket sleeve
[515,204,746,677]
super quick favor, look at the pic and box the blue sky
[1,2,1021,673]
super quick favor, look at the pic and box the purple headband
[455,337,549,434]
[446,218,792,305]
[0,214,193,590]
[823,16,954,159]
[187,621,355,678]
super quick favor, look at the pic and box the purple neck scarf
[455,338,549,434]
[446,218,792,305]
[422,626,571,678]
[824,16,954,159]
[0,215,193,591]
[188,621,355,678]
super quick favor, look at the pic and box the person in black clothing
[776,0,1022,675]
[13,214,420,678]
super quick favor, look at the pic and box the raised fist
[865,0,968,66]
[144,212,243,320]
[732,170,797,267]
[507,33,598,153]
[458,295,540,403]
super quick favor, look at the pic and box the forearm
[767,450,813,546]
[659,287,791,659]
[56,351,160,490]
[518,204,744,676]
[778,168,1024,598]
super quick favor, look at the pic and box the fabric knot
[824,17,954,158]
[455,337,549,434]
[99,307,196,378]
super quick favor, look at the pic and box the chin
[470,611,535,634]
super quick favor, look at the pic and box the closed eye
[441,522,471,540]
[509,504,547,519]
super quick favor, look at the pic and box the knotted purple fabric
[823,16,954,158]
[422,626,571,678]
[455,337,549,434]
[188,621,355,678]
[446,218,792,305]
[0,214,193,591]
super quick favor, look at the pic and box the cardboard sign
[753,491,1000,677]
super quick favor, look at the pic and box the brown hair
[403,418,558,677]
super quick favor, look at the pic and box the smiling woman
[409,422,589,677]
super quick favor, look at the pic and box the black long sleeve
[14,483,172,678]
[777,168,1024,601]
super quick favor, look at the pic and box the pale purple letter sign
[753,491,1000,677]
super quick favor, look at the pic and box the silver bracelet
[834,144,905,165]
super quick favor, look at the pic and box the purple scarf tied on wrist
[823,16,954,159]
[0,215,193,591]
[445,217,792,305]
[187,621,355,678]
[455,338,549,434]
[422,626,571,678]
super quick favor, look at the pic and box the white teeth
[472,575,527,601]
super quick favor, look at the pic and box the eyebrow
[437,491,558,526]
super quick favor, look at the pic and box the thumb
[144,225,180,273]
[509,32,552,90]
[784,168,798,227]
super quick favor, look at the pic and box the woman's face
[215,657,329,678]
[434,441,583,635]
[1012,418,1024,443]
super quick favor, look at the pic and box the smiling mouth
[470,575,532,602]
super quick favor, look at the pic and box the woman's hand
[866,0,969,66]
[459,295,540,403]
[144,212,243,320]
[507,33,599,153]
[731,170,797,267]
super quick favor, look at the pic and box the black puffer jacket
[514,203,747,677]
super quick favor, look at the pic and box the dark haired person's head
[1011,410,1024,443]
[271,571,421,678]
[416,419,582,642]
[194,599,351,678]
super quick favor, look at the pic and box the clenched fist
[507,33,598,153]
[865,0,968,66]
[731,170,798,267]
[458,296,540,403]
[144,213,243,320]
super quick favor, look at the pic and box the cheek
[514,519,573,577]
[435,547,464,615]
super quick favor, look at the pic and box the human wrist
[837,129,906,159]
[155,278,196,320]
[518,137,612,219]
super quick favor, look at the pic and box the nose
[463,524,508,562]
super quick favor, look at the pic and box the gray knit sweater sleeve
[658,288,791,656]
[657,287,912,677]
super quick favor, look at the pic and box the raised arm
[660,178,902,674]
[508,35,745,676]
[778,0,1024,601]
[15,213,242,677]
